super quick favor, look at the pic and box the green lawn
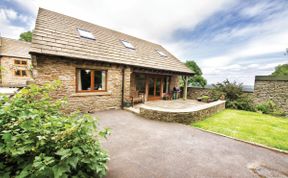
[192,109,288,151]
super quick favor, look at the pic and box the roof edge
[30,51,194,75]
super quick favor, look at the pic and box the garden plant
[0,81,109,178]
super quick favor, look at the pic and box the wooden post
[183,76,188,100]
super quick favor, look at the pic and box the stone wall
[187,87,254,100]
[187,87,211,99]
[0,56,32,87]
[139,100,226,124]
[32,55,129,113]
[254,76,288,113]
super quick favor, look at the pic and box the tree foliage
[0,81,109,178]
[185,60,207,88]
[19,31,32,42]
[271,64,288,76]
[212,80,255,111]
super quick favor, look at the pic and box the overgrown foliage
[0,81,109,178]
[19,31,32,42]
[256,100,285,116]
[271,64,288,76]
[212,80,255,111]
[184,60,207,88]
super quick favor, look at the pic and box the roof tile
[31,8,193,74]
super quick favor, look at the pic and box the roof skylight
[121,40,135,49]
[77,29,95,40]
[156,50,167,57]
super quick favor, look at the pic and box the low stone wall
[187,87,211,99]
[139,100,225,124]
[254,76,288,113]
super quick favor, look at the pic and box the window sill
[71,91,112,97]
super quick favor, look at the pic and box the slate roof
[31,8,193,75]
[0,37,31,58]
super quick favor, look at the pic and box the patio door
[147,76,163,101]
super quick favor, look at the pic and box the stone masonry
[32,55,132,113]
[0,56,32,87]
[254,76,288,113]
[139,100,226,124]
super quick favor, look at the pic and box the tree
[271,64,288,76]
[185,60,207,88]
[19,31,32,42]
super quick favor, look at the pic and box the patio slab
[96,110,288,178]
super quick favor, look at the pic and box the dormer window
[156,50,167,57]
[121,40,135,50]
[77,28,95,40]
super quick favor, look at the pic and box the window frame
[77,28,96,40]
[156,50,167,57]
[14,70,28,77]
[76,68,108,93]
[120,40,135,50]
[14,59,28,66]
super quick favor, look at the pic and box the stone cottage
[0,37,32,87]
[30,8,194,112]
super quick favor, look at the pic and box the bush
[212,80,255,111]
[226,95,255,111]
[256,100,285,116]
[200,95,210,103]
[0,81,109,178]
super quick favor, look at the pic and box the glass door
[147,76,163,100]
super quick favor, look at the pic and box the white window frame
[156,50,167,57]
[77,28,95,40]
[121,40,135,50]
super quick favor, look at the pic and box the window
[77,69,107,92]
[121,40,135,49]
[14,60,28,65]
[156,50,167,57]
[15,60,21,65]
[77,28,95,40]
[15,70,28,77]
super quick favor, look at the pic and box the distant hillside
[188,84,254,92]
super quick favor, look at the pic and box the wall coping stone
[255,75,288,81]
[140,100,226,113]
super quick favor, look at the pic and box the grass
[192,109,288,151]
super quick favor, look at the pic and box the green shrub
[201,95,210,103]
[256,100,285,116]
[0,81,109,178]
[212,80,255,111]
[226,96,255,111]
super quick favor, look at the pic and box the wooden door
[147,76,163,101]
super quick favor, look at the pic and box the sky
[0,0,287,85]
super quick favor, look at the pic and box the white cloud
[2,0,287,85]
[32,0,235,43]
[0,8,18,21]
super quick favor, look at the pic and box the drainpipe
[121,66,125,109]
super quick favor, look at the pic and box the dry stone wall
[254,76,288,113]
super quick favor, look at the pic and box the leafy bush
[226,95,255,112]
[201,95,210,103]
[256,100,285,116]
[0,81,109,178]
[212,80,255,111]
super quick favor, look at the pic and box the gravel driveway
[96,110,288,178]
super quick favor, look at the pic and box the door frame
[145,74,164,101]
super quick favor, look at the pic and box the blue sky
[0,0,287,85]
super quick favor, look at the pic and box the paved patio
[96,110,288,178]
